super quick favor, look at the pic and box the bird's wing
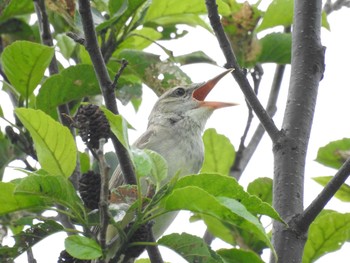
[109,128,156,190]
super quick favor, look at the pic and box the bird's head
[148,68,238,130]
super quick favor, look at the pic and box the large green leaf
[257,0,293,32]
[158,233,223,263]
[1,41,54,98]
[313,176,350,202]
[217,248,264,263]
[247,177,273,205]
[258,33,291,65]
[118,49,191,95]
[174,174,282,222]
[162,185,274,253]
[0,0,34,23]
[257,0,329,32]
[302,211,350,263]
[36,64,100,117]
[15,173,85,221]
[15,108,77,178]
[201,128,235,176]
[114,27,162,56]
[65,235,102,260]
[316,138,350,169]
[0,182,45,215]
[144,0,230,31]
[173,51,217,66]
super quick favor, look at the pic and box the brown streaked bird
[108,68,237,259]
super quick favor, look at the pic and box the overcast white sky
[2,2,350,263]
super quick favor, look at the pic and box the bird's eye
[173,87,186,97]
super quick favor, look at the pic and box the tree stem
[271,0,325,262]
[77,0,137,185]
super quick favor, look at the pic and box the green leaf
[100,107,130,150]
[36,64,100,117]
[258,33,291,65]
[0,0,34,23]
[114,27,162,56]
[116,75,143,106]
[96,0,128,31]
[174,174,283,222]
[217,248,264,263]
[56,33,76,59]
[144,0,230,31]
[316,138,350,169]
[322,11,330,30]
[0,220,64,260]
[247,177,273,205]
[132,148,152,178]
[79,151,90,174]
[65,235,102,260]
[144,149,168,188]
[0,18,34,40]
[15,172,85,221]
[201,128,235,175]
[158,233,223,263]
[257,0,293,32]
[1,41,54,99]
[0,182,45,215]
[0,130,22,180]
[302,212,350,263]
[118,49,191,96]
[163,185,274,253]
[173,51,217,65]
[257,0,330,32]
[313,176,350,202]
[15,108,77,178]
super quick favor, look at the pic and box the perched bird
[108,68,237,259]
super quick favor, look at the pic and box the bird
[107,68,237,260]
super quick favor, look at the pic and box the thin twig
[205,0,280,143]
[234,65,264,171]
[230,64,285,179]
[97,138,111,260]
[295,157,350,233]
[78,0,137,185]
[111,59,129,90]
[324,0,350,14]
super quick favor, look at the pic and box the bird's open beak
[192,68,238,109]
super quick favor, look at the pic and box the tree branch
[33,0,73,128]
[34,0,79,232]
[97,139,110,261]
[271,0,325,262]
[231,64,285,180]
[295,157,350,233]
[205,0,280,143]
[146,231,164,263]
[77,0,136,185]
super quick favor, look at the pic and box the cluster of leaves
[221,0,329,67]
[300,139,350,263]
[0,0,342,263]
